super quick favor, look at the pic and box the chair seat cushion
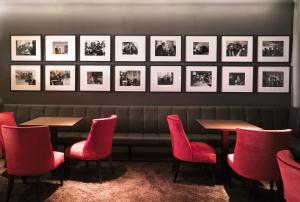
[65,141,86,160]
[53,151,65,169]
[190,142,217,163]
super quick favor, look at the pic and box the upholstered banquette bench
[1,104,300,159]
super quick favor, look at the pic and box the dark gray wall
[0,2,294,106]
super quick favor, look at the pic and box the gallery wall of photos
[10,35,291,93]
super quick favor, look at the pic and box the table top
[197,119,262,131]
[20,117,83,127]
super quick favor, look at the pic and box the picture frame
[80,65,110,91]
[11,65,41,91]
[115,36,146,61]
[221,66,253,92]
[150,36,181,62]
[115,66,146,92]
[257,36,290,62]
[45,65,76,91]
[257,66,290,93]
[45,35,76,61]
[80,35,111,61]
[221,36,253,62]
[186,66,217,92]
[11,35,41,61]
[150,66,181,92]
[185,36,217,62]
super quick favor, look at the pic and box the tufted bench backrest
[2,104,296,134]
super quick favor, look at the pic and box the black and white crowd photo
[49,70,71,85]
[262,41,284,57]
[157,72,174,85]
[155,40,176,56]
[53,42,68,55]
[193,42,209,55]
[226,41,248,57]
[15,70,36,85]
[191,71,212,87]
[85,40,106,56]
[229,73,245,86]
[122,42,138,55]
[87,72,103,84]
[262,71,284,87]
[16,40,36,56]
[119,71,141,86]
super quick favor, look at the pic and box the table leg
[221,130,229,174]
[50,127,59,150]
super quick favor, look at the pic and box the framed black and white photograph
[80,65,110,91]
[186,36,217,62]
[150,66,181,92]
[115,36,146,61]
[45,65,76,91]
[11,35,41,61]
[257,36,290,62]
[222,66,253,92]
[45,35,76,61]
[115,66,146,92]
[80,35,111,61]
[186,66,217,92]
[150,36,181,62]
[222,36,253,62]
[11,65,41,91]
[257,66,290,93]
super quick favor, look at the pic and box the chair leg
[247,180,255,202]
[64,157,70,179]
[6,175,14,202]
[128,146,132,161]
[109,156,114,175]
[276,181,284,201]
[173,160,180,183]
[270,181,274,191]
[35,176,40,202]
[21,176,27,184]
[171,159,176,173]
[227,168,232,188]
[59,165,64,186]
[210,164,216,186]
[96,160,102,183]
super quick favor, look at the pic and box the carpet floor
[0,159,283,202]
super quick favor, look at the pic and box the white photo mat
[80,35,111,61]
[11,65,41,91]
[115,36,146,61]
[150,36,181,62]
[150,66,181,92]
[80,65,110,91]
[45,35,76,61]
[186,36,217,62]
[11,35,41,61]
[222,66,253,92]
[115,66,146,92]
[186,66,217,92]
[257,66,290,93]
[45,65,76,91]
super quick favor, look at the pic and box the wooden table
[21,117,83,148]
[197,119,262,168]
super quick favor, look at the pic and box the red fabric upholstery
[227,128,292,181]
[65,115,117,160]
[167,114,216,163]
[1,125,64,176]
[0,112,17,158]
[277,150,300,202]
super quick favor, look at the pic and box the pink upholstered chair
[0,112,17,158]
[227,128,292,198]
[65,115,117,182]
[167,114,217,183]
[277,150,300,202]
[2,125,64,202]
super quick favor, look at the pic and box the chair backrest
[277,150,300,202]
[233,128,292,181]
[83,115,117,160]
[0,112,17,157]
[167,114,192,162]
[1,125,56,176]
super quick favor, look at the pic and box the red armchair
[277,150,300,202]
[0,112,17,158]
[167,115,217,183]
[227,128,292,198]
[2,125,64,202]
[65,115,117,182]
